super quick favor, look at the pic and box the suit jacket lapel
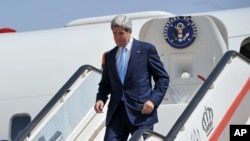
[125,39,140,82]
[108,47,121,84]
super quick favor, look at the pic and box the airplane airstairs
[15,51,250,141]
[129,51,250,141]
[14,65,107,141]
[13,63,186,141]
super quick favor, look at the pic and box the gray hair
[111,15,132,32]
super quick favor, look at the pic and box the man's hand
[141,100,155,115]
[94,100,104,113]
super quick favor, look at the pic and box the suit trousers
[104,101,153,141]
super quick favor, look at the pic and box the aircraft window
[11,114,31,140]
[240,38,250,60]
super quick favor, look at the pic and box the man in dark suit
[94,14,169,141]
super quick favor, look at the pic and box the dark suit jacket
[96,39,169,126]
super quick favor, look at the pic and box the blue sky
[1,0,250,32]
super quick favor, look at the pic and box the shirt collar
[124,37,133,51]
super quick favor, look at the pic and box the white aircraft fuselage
[0,7,249,141]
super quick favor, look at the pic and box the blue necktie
[118,47,127,84]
